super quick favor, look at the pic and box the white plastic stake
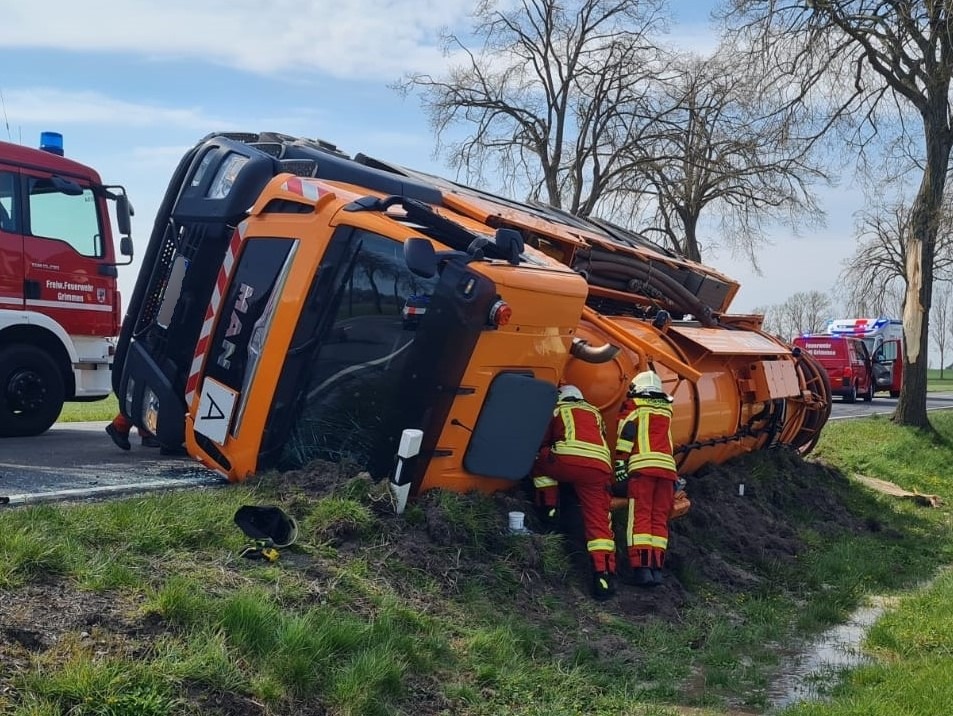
[390,429,424,515]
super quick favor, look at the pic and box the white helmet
[557,384,584,402]
[631,370,671,400]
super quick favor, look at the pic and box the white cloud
[1,0,476,79]
[1,87,230,129]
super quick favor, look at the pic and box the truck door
[0,169,24,311]
[20,170,116,337]
[871,338,900,396]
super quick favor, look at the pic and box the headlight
[142,387,159,435]
[124,377,136,417]
[207,153,249,199]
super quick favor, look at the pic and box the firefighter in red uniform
[532,384,617,601]
[616,370,677,587]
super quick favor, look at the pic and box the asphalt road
[0,421,224,506]
[3,392,953,506]
[828,391,953,420]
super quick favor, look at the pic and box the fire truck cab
[0,132,133,436]
[826,317,903,398]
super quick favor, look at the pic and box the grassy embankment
[8,395,952,714]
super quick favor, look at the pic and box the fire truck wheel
[843,383,857,403]
[0,345,65,437]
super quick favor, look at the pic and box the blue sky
[0,0,862,318]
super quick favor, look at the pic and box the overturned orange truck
[113,132,832,506]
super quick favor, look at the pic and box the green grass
[5,411,953,714]
[58,394,119,422]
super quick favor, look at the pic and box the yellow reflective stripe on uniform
[630,532,653,548]
[616,415,635,455]
[626,401,676,473]
[628,454,677,471]
[626,498,636,548]
[551,403,611,465]
[649,535,669,549]
[533,476,558,489]
[587,538,615,553]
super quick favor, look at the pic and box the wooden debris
[854,475,944,508]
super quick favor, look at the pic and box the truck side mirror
[116,194,132,237]
[119,235,133,258]
[404,237,437,278]
[494,228,524,265]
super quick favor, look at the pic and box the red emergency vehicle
[0,132,132,436]
[792,333,874,403]
[826,318,904,397]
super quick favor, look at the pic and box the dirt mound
[282,445,872,625]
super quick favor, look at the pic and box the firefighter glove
[614,460,628,482]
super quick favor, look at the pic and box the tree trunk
[682,212,702,263]
[894,122,949,428]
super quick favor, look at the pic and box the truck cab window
[284,230,439,473]
[0,172,15,232]
[27,177,102,257]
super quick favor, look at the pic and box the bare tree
[764,290,833,341]
[931,281,953,377]
[636,51,829,263]
[723,1,953,428]
[752,303,783,338]
[838,197,953,317]
[398,0,669,217]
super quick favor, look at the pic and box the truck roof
[0,138,103,182]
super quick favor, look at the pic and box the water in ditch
[764,596,889,712]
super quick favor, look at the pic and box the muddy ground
[0,447,881,714]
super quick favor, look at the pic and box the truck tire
[862,382,874,402]
[0,345,66,437]
[890,389,900,398]
[843,383,857,403]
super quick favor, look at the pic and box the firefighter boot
[628,567,656,588]
[652,549,665,586]
[625,549,657,588]
[591,571,616,601]
[105,423,131,451]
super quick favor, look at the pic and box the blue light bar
[39,131,64,156]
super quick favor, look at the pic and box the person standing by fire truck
[615,370,677,588]
[532,384,617,601]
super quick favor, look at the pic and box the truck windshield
[28,178,103,257]
[282,229,439,475]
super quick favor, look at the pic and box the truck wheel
[890,389,900,398]
[0,345,66,437]
[843,383,857,403]
[862,382,874,402]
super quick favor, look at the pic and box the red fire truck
[0,132,133,436]
[826,317,904,397]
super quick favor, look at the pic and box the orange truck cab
[792,334,874,403]
[114,132,832,504]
